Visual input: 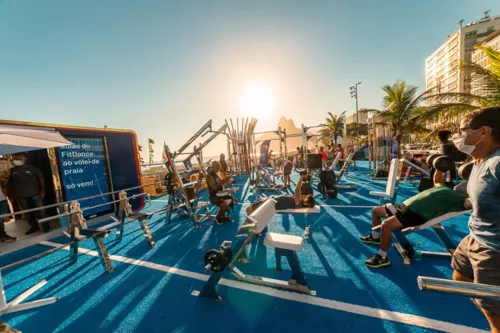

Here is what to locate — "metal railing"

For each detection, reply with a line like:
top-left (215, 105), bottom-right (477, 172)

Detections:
top-left (0, 181), bottom-right (162, 221)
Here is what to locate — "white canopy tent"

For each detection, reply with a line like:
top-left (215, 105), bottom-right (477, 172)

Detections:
top-left (0, 125), bottom-right (72, 155)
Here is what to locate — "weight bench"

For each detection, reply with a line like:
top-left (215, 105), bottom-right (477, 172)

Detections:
top-left (373, 209), bottom-right (471, 266)
top-left (369, 158), bottom-right (399, 205)
top-left (276, 205), bottom-right (321, 214)
top-left (195, 198), bottom-right (313, 301)
top-left (393, 210), bottom-right (471, 266)
top-left (98, 191), bottom-right (156, 248)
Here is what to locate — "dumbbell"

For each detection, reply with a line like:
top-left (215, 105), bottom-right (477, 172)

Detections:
top-left (458, 161), bottom-right (474, 181)
top-left (204, 246), bottom-right (233, 272)
top-left (426, 153), bottom-right (443, 168)
top-left (432, 155), bottom-right (455, 173)
top-left (432, 155), bottom-right (455, 183)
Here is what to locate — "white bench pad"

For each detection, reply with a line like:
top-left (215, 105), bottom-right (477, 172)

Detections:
top-left (276, 205), bottom-right (321, 214)
top-left (405, 210), bottom-right (471, 232)
top-left (369, 191), bottom-right (389, 197)
top-left (264, 232), bottom-right (303, 251)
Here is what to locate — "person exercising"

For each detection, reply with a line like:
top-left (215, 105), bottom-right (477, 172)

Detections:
top-left (360, 169), bottom-right (471, 268)
top-left (206, 161), bottom-right (235, 225)
top-left (246, 174), bottom-right (316, 215)
top-left (274, 157), bottom-right (293, 190)
top-left (450, 107), bottom-right (500, 332)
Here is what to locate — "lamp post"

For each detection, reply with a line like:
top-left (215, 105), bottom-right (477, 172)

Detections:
top-left (350, 82), bottom-right (362, 123)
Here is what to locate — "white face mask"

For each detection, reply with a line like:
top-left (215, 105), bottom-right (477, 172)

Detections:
top-left (452, 129), bottom-right (483, 155)
top-left (12, 160), bottom-right (25, 166)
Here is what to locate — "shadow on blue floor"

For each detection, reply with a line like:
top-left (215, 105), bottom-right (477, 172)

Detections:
top-left (0, 161), bottom-right (488, 332)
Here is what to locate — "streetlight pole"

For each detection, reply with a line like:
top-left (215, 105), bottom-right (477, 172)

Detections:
top-left (350, 82), bottom-right (362, 123)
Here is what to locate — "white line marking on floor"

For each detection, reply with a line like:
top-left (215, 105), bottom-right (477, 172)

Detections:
top-left (321, 205), bottom-right (374, 209)
top-left (40, 241), bottom-right (487, 333)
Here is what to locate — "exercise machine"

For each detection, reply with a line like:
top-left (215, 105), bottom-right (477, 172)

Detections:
top-left (373, 160), bottom-right (473, 266)
top-left (194, 198), bottom-right (313, 301)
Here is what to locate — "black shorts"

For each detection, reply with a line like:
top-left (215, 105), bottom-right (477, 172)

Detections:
top-left (209, 195), bottom-right (233, 207)
top-left (385, 204), bottom-right (426, 228)
top-left (283, 163), bottom-right (293, 175)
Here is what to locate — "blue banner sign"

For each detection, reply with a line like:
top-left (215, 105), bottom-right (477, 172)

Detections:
top-left (260, 140), bottom-right (271, 167)
top-left (58, 137), bottom-right (113, 218)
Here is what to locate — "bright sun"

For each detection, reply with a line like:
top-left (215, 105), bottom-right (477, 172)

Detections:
top-left (238, 83), bottom-right (276, 119)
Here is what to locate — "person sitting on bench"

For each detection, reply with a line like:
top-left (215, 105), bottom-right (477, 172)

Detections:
top-left (206, 161), bottom-right (235, 225)
top-left (360, 170), bottom-right (472, 268)
top-left (246, 174), bottom-right (316, 214)
top-left (274, 157), bottom-right (293, 190)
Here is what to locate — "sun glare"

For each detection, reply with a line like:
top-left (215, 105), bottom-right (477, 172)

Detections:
top-left (238, 83), bottom-right (276, 119)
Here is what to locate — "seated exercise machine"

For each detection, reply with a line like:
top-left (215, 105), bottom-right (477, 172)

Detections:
top-left (98, 191), bottom-right (156, 248)
top-left (195, 198), bottom-right (313, 301)
top-left (373, 160), bottom-right (473, 266)
top-left (250, 165), bottom-right (282, 192)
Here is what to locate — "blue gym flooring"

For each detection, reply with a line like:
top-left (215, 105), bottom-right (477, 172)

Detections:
top-left (0, 161), bottom-right (489, 332)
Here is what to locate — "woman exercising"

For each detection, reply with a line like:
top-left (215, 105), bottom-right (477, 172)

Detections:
top-left (360, 169), bottom-right (471, 268)
top-left (450, 107), bottom-right (500, 333)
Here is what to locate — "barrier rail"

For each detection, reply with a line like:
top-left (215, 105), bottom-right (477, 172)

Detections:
top-left (0, 182), bottom-right (160, 220)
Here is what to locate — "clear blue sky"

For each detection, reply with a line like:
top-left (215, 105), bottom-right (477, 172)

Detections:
top-left (1, 0), bottom-right (499, 158)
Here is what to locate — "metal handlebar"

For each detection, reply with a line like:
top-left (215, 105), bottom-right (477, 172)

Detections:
top-left (418, 276), bottom-right (500, 301)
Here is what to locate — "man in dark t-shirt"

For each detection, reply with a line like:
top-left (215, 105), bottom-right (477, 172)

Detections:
top-left (8, 153), bottom-right (47, 234)
top-left (246, 174), bottom-right (316, 214)
top-left (206, 161), bottom-right (235, 225)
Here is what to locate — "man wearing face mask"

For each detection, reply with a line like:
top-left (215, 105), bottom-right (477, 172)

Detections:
top-left (8, 153), bottom-right (47, 235)
top-left (450, 107), bottom-right (500, 332)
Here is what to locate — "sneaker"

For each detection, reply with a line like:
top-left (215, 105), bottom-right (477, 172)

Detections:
top-left (216, 218), bottom-right (225, 226)
top-left (0, 235), bottom-right (16, 243)
top-left (360, 234), bottom-right (381, 245)
top-left (365, 254), bottom-right (390, 268)
top-left (25, 227), bottom-right (41, 235)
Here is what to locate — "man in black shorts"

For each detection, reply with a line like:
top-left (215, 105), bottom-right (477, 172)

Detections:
top-left (206, 161), bottom-right (235, 225)
top-left (360, 170), bottom-right (471, 268)
top-left (246, 174), bottom-right (315, 215)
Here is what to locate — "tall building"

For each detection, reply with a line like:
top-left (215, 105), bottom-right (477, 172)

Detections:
top-left (471, 29), bottom-right (500, 96)
top-left (425, 13), bottom-right (500, 95)
top-left (345, 110), bottom-right (368, 124)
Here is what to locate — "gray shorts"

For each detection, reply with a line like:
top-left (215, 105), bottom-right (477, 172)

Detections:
top-left (451, 234), bottom-right (500, 315)
top-left (283, 163), bottom-right (293, 175)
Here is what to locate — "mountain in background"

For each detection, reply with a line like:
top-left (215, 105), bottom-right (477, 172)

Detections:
top-left (255, 116), bottom-right (322, 155)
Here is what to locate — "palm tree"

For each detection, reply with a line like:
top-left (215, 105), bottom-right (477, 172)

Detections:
top-left (364, 81), bottom-right (432, 157)
top-left (321, 111), bottom-right (346, 146)
top-left (346, 122), bottom-right (368, 145)
top-left (422, 46), bottom-right (500, 122)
